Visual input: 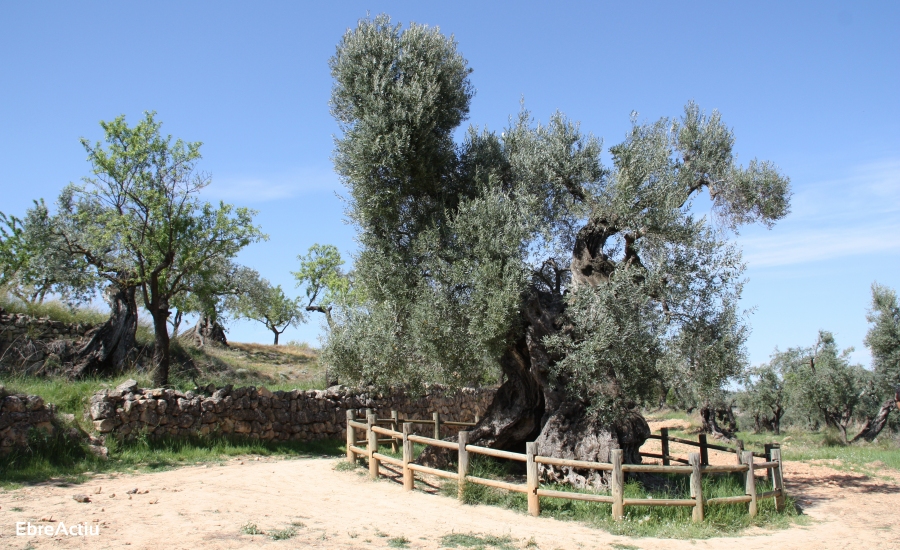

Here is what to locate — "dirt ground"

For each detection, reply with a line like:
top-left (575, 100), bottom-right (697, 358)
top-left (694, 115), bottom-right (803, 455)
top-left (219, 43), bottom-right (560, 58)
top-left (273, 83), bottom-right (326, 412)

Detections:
top-left (2, 441), bottom-right (899, 549)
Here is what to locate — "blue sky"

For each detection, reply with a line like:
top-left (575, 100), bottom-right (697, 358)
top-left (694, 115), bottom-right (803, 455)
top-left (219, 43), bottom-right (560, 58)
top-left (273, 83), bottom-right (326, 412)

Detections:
top-left (1, 1), bottom-right (897, 367)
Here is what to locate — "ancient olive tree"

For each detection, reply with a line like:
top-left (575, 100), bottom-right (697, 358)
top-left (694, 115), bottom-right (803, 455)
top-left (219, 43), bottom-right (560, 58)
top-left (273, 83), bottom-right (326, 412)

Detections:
top-left (321, 15), bottom-right (790, 482)
top-left (853, 283), bottom-right (900, 441)
top-left (172, 260), bottom-right (260, 347)
top-left (54, 112), bottom-right (264, 384)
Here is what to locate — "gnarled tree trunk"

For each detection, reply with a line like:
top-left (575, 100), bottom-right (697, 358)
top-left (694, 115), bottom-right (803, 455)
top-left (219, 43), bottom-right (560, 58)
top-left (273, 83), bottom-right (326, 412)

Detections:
top-left (70, 283), bottom-right (138, 378)
top-left (182, 315), bottom-right (228, 348)
top-left (852, 392), bottom-right (898, 442)
top-left (420, 222), bottom-right (652, 488)
top-left (700, 403), bottom-right (737, 440)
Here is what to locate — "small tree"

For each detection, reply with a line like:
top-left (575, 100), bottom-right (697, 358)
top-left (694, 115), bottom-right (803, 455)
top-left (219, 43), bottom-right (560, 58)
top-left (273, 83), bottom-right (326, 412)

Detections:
top-left (739, 362), bottom-right (786, 434)
top-left (293, 243), bottom-right (358, 328)
top-left (783, 331), bottom-right (872, 444)
top-left (231, 273), bottom-right (304, 345)
top-left (56, 112), bottom-right (264, 385)
top-left (853, 283), bottom-right (900, 441)
top-left (172, 261), bottom-right (259, 346)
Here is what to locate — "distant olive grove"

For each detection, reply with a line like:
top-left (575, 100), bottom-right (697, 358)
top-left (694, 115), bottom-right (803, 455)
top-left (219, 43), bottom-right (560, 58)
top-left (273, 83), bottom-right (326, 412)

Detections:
top-left (737, 283), bottom-right (900, 444)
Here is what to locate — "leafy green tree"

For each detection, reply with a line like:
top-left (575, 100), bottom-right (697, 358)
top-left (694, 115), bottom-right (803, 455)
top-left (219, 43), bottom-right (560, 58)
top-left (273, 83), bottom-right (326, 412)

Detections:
top-left (55, 112), bottom-right (264, 385)
top-left (782, 331), bottom-right (873, 444)
top-left (322, 15), bottom-right (790, 470)
top-left (170, 260), bottom-right (259, 346)
top-left (0, 200), bottom-right (95, 306)
top-left (739, 362), bottom-right (786, 434)
top-left (231, 273), bottom-right (304, 345)
top-left (293, 243), bottom-right (358, 328)
top-left (853, 283), bottom-right (900, 441)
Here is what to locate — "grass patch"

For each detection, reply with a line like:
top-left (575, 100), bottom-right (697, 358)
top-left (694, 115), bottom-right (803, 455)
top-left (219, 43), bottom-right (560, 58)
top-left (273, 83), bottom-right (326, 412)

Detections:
top-left (448, 455), bottom-right (803, 539)
top-left (240, 522), bottom-right (265, 535)
top-left (736, 429), bottom-right (900, 474)
top-left (440, 533), bottom-right (516, 549)
top-left (388, 536), bottom-right (411, 548)
top-left (0, 428), bottom-right (343, 488)
top-left (269, 526), bottom-right (297, 540)
top-left (0, 298), bottom-right (109, 326)
top-left (334, 459), bottom-right (362, 471)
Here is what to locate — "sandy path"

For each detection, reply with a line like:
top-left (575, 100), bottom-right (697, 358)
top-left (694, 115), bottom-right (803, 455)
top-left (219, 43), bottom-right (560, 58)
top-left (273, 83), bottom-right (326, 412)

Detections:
top-left (1, 454), bottom-right (899, 550)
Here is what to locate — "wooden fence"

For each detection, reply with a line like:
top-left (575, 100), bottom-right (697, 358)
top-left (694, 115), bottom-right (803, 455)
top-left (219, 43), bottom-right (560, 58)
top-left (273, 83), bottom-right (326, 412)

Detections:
top-left (345, 410), bottom-right (786, 522)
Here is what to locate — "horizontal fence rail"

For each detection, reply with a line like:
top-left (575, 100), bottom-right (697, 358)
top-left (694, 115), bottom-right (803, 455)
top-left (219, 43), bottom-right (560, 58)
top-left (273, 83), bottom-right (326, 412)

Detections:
top-left (345, 410), bottom-right (786, 522)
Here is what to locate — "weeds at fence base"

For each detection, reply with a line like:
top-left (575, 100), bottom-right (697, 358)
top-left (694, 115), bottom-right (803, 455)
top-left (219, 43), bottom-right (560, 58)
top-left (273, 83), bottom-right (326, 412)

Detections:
top-left (441, 456), bottom-right (804, 539)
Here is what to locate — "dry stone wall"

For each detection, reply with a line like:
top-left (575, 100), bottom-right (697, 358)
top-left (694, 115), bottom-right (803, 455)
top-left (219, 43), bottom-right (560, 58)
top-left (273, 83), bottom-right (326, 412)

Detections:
top-left (0, 385), bottom-right (57, 454)
top-left (90, 380), bottom-right (496, 442)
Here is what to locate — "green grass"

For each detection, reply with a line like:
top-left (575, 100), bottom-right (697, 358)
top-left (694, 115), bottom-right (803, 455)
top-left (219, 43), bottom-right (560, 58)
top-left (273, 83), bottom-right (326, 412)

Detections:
top-left (269, 526), bottom-right (298, 540)
top-left (737, 428), bottom-right (900, 475)
top-left (388, 536), bottom-right (411, 548)
top-left (1, 373), bottom-right (153, 417)
top-left (240, 522), bottom-right (265, 535)
top-left (443, 455), bottom-right (803, 539)
top-left (644, 408), bottom-right (694, 424)
top-left (0, 297), bottom-right (110, 326)
top-left (0, 427), bottom-right (343, 488)
top-left (440, 533), bottom-right (516, 549)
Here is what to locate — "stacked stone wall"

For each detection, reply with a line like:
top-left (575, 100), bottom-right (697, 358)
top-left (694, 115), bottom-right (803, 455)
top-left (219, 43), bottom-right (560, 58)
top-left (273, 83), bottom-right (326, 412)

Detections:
top-left (90, 380), bottom-right (496, 442)
top-left (0, 385), bottom-right (56, 454)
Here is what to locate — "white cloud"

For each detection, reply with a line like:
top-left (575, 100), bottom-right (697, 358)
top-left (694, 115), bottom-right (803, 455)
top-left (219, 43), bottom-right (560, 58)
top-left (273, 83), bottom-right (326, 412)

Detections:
top-left (202, 168), bottom-right (342, 203)
top-left (735, 158), bottom-right (900, 268)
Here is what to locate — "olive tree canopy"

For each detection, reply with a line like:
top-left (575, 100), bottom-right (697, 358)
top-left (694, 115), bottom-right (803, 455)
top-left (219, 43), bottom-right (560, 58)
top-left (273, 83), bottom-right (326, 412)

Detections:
top-left (321, 15), bottom-right (791, 479)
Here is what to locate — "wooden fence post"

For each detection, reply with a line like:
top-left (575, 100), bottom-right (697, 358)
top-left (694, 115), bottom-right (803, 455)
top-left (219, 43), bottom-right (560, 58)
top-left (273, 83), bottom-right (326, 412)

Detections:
top-left (433, 411), bottom-right (441, 440)
top-left (772, 448), bottom-right (785, 512)
top-left (698, 434), bottom-right (709, 466)
top-left (367, 412), bottom-right (379, 480)
top-left (611, 449), bottom-right (624, 521)
top-left (391, 410), bottom-right (400, 453)
top-left (735, 439), bottom-right (744, 465)
top-left (458, 431), bottom-right (469, 501)
top-left (346, 409), bottom-right (356, 462)
top-left (402, 422), bottom-right (414, 491)
top-left (690, 453), bottom-right (704, 522)
top-left (742, 450), bottom-right (757, 517)
top-left (475, 414), bottom-right (480, 423)
top-left (526, 442), bottom-right (540, 517)
top-left (764, 443), bottom-right (773, 484)
top-left (660, 428), bottom-right (670, 466)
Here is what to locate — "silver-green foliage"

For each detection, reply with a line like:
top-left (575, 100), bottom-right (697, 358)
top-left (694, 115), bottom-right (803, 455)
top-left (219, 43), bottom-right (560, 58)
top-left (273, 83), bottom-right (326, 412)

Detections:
top-left (865, 283), bottom-right (900, 396)
top-left (0, 200), bottom-right (95, 306)
top-left (781, 331), bottom-right (875, 443)
top-left (322, 15), bottom-right (790, 411)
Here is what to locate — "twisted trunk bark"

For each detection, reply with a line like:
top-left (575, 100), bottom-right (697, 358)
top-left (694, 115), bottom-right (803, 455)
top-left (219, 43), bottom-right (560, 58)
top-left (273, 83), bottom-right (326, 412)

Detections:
top-left (419, 219), bottom-right (652, 487)
top-left (182, 315), bottom-right (229, 348)
top-left (852, 394), bottom-right (898, 442)
top-left (70, 283), bottom-right (138, 378)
